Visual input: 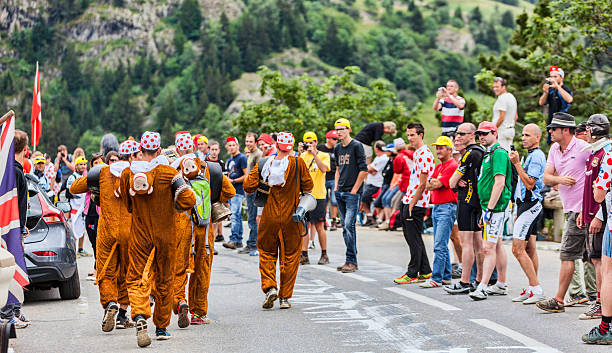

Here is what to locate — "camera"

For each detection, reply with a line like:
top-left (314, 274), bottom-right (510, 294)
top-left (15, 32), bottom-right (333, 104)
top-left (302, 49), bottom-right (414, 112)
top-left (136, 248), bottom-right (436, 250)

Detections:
top-left (61, 152), bottom-right (66, 158)
top-left (545, 78), bottom-right (552, 85)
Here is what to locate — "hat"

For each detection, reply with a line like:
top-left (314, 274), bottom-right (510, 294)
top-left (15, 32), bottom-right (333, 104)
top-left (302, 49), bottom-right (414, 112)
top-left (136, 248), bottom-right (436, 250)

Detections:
top-left (75, 156), bottom-right (88, 165)
top-left (477, 121), bottom-right (498, 133)
top-left (34, 156), bottom-right (45, 164)
top-left (119, 140), bottom-right (141, 155)
top-left (546, 112), bottom-right (576, 129)
top-left (382, 143), bottom-right (397, 153)
top-left (303, 131), bottom-right (317, 142)
top-left (334, 118), bottom-right (351, 130)
top-left (257, 133), bottom-right (273, 145)
top-left (175, 131), bottom-right (194, 151)
top-left (276, 131), bottom-right (294, 152)
top-left (431, 136), bottom-right (454, 149)
top-left (141, 131), bottom-right (161, 150)
top-left (393, 137), bottom-right (405, 148)
top-left (226, 136), bottom-right (239, 145)
top-left (325, 130), bottom-right (338, 139)
top-left (549, 66), bottom-right (565, 78)
top-left (197, 135), bottom-right (208, 144)
top-left (576, 122), bottom-right (587, 133)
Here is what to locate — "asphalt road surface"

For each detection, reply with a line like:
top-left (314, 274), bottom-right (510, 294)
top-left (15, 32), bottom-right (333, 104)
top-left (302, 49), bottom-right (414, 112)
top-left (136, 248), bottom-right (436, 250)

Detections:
top-left (14, 224), bottom-right (608, 352)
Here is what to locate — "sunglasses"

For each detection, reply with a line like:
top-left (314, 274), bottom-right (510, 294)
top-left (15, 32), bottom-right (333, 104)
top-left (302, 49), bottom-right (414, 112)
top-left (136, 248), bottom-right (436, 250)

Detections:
top-left (476, 131), bottom-right (493, 137)
top-left (335, 127), bottom-right (348, 132)
top-left (455, 131), bottom-right (472, 136)
top-left (109, 158), bottom-right (119, 162)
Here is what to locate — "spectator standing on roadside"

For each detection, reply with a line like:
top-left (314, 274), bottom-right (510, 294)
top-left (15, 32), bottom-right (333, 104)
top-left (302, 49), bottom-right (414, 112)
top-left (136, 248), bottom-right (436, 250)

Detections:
top-left (470, 121), bottom-right (512, 301)
top-left (433, 80), bottom-right (466, 137)
top-left (492, 77), bottom-right (518, 151)
top-left (257, 133), bottom-right (276, 157)
top-left (575, 122), bottom-right (588, 141)
top-left (509, 124), bottom-right (547, 304)
top-left (379, 138), bottom-right (411, 230)
top-left (33, 155), bottom-right (51, 192)
top-left (539, 66), bottom-right (573, 145)
top-left (537, 112), bottom-right (591, 313)
top-left (206, 140), bottom-right (227, 243)
top-left (354, 121), bottom-right (397, 163)
top-left (238, 133), bottom-right (263, 255)
top-left (333, 118), bottom-right (368, 273)
top-left (420, 136), bottom-right (458, 288)
top-left (360, 141), bottom-right (389, 226)
top-left (318, 130), bottom-right (339, 231)
top-left (223, 137), bottom-right (248, 249)
top-left (373, 144), bottom-right (397, 226)
top-left (195, 135), bottom-right (209, 159)
top-left (394, 122), bottom-right (435, 284)
top-left (55, 144), bottom-right (74, 187)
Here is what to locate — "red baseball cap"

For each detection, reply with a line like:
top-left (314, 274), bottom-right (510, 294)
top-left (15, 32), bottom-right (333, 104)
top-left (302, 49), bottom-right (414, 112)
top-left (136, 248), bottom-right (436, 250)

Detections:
top-left (226, 136), bottom-right (239, 144)
top-left (325, 130), bottom-right (338, 139)
top-left (257, 133), bottom-right (273, 145)
top-left (477, 121), bottom-right (497, 133)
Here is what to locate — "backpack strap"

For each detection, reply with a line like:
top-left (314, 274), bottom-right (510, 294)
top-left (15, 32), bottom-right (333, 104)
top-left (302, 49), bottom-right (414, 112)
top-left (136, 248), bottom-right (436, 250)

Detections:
top-left (487, 145), bottom-right (512, 192)
top-left (207, 161), bottom-right (223, 203)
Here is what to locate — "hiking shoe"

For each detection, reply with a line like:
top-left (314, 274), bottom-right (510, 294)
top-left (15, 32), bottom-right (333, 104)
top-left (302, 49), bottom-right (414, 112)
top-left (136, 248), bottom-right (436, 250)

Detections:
top-left (582, 326), bottom-right (612, 344)
top-left (337, 263), bottom-right (348, 271)
top-left (222, 241), bottom-right (237, 249)
top-left (394, 274), bottom-right (419, 284)
top-left (102, 301), bottom-right (119, 332)
top-left (340, 263), bottom-right (358, 273)
top-left (444, 282), bottom-right (470, 295)
top-left (279, 298), bottom-right (291, 309)
top-left (417, 273), bottom-right (432, 282)
top-left (116, 315), bottom-right (134, 329)
top-left (308, 241), bottom-right (315, 249)
top-left (262, 288), bottom-right (278, 309)
top-left (419, 279), bottom-right (441, 288)
top-left (215, 235), bottom-right (224, 242)
top-left (177, 300), bottom-right (190, 328)
top-left (238, 246), bottom-right (256, 254)
top-left (155, 327), bottom-right (171, 340)
top-left (579, 302), bottom-right (602, 320)
top-left (7, 317), bottom-right (28, 329)
top-left (523, 292), bottom-right (545, 305)
top-left (300, 253), bottom-right (310, 265)
top-left (469, 287), bottom-right (488, 301)
top-left (485, 283), bottom-right (507, 296)
top-left (566, 293), bottom-right (589, 307)
top-left (135, 317), bottom-right (151, 348)
top-left (318, 253), bottom-right (329, 265)
top-left (190, 314), bottom-right (211, 325)
top-left (512, 288), bottom-right (530, 302)
top-left (249, 249), bottom-right (259, 256)
top-left (536, 297), bottom-right (565, 313)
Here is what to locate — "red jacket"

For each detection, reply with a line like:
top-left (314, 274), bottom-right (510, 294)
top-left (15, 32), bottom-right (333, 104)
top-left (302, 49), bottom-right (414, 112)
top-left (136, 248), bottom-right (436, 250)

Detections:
top-left (394, 149), bottom-right (414, 192)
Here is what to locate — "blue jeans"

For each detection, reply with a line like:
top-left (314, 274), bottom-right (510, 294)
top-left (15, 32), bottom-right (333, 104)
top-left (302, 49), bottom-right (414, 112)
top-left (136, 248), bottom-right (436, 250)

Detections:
top-left (229, 193), bottom-right (245, 244)
top-left (245, 193), bottom-right (258, 248)
top-left (335, 191), bottom-right (361, 264)
top-left (325, 179), bottom-right (337, 206)
top-left (381, 185), bottom-right (398, 208)
top-left (431, 203), bottom-right (457, 283)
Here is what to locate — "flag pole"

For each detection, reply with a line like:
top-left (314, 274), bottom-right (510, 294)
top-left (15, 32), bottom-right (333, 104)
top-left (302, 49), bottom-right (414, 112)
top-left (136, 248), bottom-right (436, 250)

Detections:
top-left (0, 110), bottom-right (15, 126)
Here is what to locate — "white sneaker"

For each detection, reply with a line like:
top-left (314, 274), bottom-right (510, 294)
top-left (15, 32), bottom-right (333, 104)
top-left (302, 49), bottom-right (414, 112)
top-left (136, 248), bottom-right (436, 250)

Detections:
top-left (469, 287), bottom-right (488, 301)
top-left (512, 288), bottom-right (530, 302)
top-left (523, 292), bottom-right (545, 305)
top-left (486, 283), bottom-right (508, 296)
top-left (419, 279), bottom-right (441, 288)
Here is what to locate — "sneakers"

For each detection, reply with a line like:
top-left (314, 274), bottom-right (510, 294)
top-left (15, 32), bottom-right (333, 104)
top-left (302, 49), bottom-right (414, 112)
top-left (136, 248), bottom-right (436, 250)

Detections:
top-left (135, 316), bottom-right (151, 348)
top-left (451, 263), bottom-right (462, 279)
top-left (238, 246), bottom-right (256, 254)
top-left (378, 220), bottom-right (389, 230)
top-left (78, 249), bottom-right (92, 257)
top-left (469, 281), bottom-right (479, 292)
top-left (394, 274), bottom-right (419, 284)
top-left (523, 292), bottom-right (545, 305)
top-left (300, 253), bottom-right (310, 265)
top-left (340, 263), bottom-right (358, 273)
top-left (579, 302), bottom-right (602, 320)
top-left (469, 287), bottom-right (488, 301)
top-left (7, 316), bottom-right (28, 329)
top-left (485, 283), bottom-right (507, 296)
top-left (155, 327), bottom-right (171, 340)
top-left (536, 297), bottom-right (565, 313)
top-left (417, 273), bottom-right (432, 282)
top-left (444, 282), bottom-right (470, 295)
top-left (308, 240), bottom-right (315, 249)
top-left (249, 249), bottom-right (259, 256)
top-left (329, 221), bottom-right (337, 231)
top-left (17, 313), bottom-right (29, 324)
top-left (116, 315), bottom-right (134, 329)
top-left (582, 326), bottom-right (612, 345)
top-left (318, 253), bottom-right (329, 265)
top-left (279, 298), bottom-right (291, 309)
top-left (419, 279), bottom-right (440, 288)
top-left (262, 288), bottom-right (278, 309)
top-left (337, 263), bottom-right (348, 271)
top-left (215, 235), bottom-right (224, 242)
top-left (222, 241), bottom-right (241, 249)
top-left (177, 300), bottom-right (190, 328)
top-left (512, 288), bottom-right (530, 302)
top-left (566, 293), bottom-right (589, 307)
top-left (102, 301), bottom-right (119, 332)
top-left (190, 314), bottom-right (211, 325)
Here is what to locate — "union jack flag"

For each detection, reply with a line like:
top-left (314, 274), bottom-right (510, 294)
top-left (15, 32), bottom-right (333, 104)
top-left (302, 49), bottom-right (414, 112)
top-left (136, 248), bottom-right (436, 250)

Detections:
top-left (0, 114), bottom-right (29, 305)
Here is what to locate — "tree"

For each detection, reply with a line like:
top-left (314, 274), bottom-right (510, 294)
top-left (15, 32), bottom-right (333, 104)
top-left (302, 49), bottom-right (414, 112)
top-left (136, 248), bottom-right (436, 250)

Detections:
top-left (106, 76), bottom-right (140, 136)
top-left (485, 22), bottom-right (500, 51)
top-left (454, 6), bottom-right (463, 21)
top-left (469, 6), bottom-right (482, 23)
top-left (501, 10), bottom-right (515, 28)
top-left (61, 44), bottom-right (82, 92)
top-left (156, 94), bottom-right (179, 145)
top-left (178, 0), bottom-right (202, 40)
top-left (173, 27), bottom-right (186, 55)
top-left (410, 7), bottom-right (425, 32)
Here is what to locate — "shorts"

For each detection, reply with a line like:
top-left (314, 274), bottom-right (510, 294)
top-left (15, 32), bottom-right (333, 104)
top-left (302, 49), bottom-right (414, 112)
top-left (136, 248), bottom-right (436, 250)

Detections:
top-left (457, 201), bottom-right (482, 232)
top-left (360, 142), bottom-right (373, 159)
top-left (307, 199), bottom-right (327, 224)
top-left (586, 228), bottom-right (604, 259)
top-left (483, 211), bottom-right (506, 243)
top-left (497, 127), bottom-right (515, 152)
top-left (325, 179), bottom-right (337, 206)
top-left (373, 184), bottom-right (390, 209)
top-left (513, 199), bottom-right (542, 241)
top-left (361, 183), bottom-right (380, 206)
top-left (391, 191), bottom-right (403, 210)
top-left (560, 211), bottom-right (587, 261)
top-left (602, 223), bottom-right (611, 258)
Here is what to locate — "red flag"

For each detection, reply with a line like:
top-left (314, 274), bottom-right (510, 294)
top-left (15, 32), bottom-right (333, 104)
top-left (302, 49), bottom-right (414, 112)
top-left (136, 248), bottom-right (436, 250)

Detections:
top-left (31, 61), bottom-right (41, 150)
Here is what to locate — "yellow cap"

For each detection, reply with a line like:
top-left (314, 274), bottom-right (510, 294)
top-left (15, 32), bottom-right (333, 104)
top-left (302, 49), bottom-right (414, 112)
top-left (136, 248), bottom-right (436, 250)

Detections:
top-left (334, 118), bottom-right (351, 130)
top-left (198, 136), bottom-right (208, 144)
top-left (431, 136), bottom-right (454, 149)
top-left (75, 156), bottom-right (88, 165)
top-left (303, 131), bottom-right (317, 142)
top-left (34, 156), bottom-right (45, 164)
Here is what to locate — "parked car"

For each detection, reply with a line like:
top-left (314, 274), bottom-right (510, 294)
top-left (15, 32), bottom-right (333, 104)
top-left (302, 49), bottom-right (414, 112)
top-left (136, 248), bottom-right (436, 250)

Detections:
top-left (24, 174), bottom-right (80, 300)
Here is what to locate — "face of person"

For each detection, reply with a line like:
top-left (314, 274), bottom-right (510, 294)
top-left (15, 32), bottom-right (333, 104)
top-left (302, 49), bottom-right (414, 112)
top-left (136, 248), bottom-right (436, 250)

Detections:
top-left (92, 158), bottom-right (103, 166)
top-left (492, 81), bottom-right (505, 96)
top-left (406, 128), bottom-right (423, 149)
top-left (245, 136), bottom-right (257, 151)
top-left (226, 141), bottom-right (238, 155)
top-left (335, 125), bottom-right (350, 140)
top-left (549, 72), bottom-right (562, 84)
top-left (549, 127), bottom-right (564, 143)
top-left (446, 81), bottom-right (458, 95)
top-left (35, 162), bottom-right (45, 172)
top-left (257, 140), bottom-right (269, 153)
top-left (454, 127), bottom-right (474, 151)
top-left (197, 140), bottom-right (208, 153)
top-left (521, 128), bottom-right (539, 149)
top-left (477, 130), bottom-right (497, 147)
top-left (327, 137), bottom-right (338, 147)
top-left (435, 145), bottom-right (451, 161)
top-left (75, 162), bottom-right (87, 174)
top-left (107, 155), bottom-right (119, 165)
top-left (582, 128), bottom-right (591, 142)
top-left (209, 144), bottom-right (220, 158)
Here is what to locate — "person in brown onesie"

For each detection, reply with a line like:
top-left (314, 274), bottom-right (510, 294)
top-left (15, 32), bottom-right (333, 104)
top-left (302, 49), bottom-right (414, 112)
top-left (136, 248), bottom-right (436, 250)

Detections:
top-left (244, 131), bottom-right (313, 309)
top-left (120, 131), bottom-right (196, 348)
top-left (69, 139), bottom-right (142, 332)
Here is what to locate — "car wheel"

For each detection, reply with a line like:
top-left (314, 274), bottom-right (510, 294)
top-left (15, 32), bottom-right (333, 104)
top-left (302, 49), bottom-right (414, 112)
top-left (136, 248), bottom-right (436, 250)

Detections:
top-left (59, 266), bottom-right (81, 300)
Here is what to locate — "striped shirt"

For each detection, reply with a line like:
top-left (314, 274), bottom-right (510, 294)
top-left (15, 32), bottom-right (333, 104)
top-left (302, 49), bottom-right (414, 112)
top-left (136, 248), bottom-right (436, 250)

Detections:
top-left (439, 96), bottom-right (465, 134)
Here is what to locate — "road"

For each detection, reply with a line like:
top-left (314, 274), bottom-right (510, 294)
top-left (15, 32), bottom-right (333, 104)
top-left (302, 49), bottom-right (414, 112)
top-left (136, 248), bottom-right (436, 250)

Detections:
top-left (14, 224), bottom-right (607, 352)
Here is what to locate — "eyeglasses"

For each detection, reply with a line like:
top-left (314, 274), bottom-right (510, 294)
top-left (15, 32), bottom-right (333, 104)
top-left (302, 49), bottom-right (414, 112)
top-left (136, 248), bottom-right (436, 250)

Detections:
top-left (455, 131), bottom-right (473, 136)
top-left (476, 131), bottom-right (493, 137)
top-left (109, 158), bottom-right (119, 162)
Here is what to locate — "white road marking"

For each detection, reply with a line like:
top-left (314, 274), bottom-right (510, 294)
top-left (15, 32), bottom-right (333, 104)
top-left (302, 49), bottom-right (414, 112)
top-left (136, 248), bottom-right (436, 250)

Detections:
top-left (384, 287), bottom-right (462, 311)
top-left (309, 264), bottom-right (377, 282)
top-left (471, 319), bottom-right (561, 353)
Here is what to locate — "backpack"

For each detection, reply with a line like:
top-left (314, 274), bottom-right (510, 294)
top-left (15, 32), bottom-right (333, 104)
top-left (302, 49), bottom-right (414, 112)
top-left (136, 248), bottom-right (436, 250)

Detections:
top-left (489, 145), bottom-right (518, 198)
top-left (190, 164), bottom-right (211, 227)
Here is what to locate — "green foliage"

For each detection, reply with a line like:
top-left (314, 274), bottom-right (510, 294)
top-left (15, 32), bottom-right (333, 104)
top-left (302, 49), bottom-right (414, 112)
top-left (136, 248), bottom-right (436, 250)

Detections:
top-left (501, 10), bottom-right (515, 28)
top-left (178, 0), bottom-right (202, 40)
top-left (470, 6), bottom-right (482, 23)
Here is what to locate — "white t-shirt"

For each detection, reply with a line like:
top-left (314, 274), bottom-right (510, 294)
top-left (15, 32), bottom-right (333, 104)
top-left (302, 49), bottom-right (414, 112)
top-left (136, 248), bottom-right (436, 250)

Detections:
top-left (365, 154), bottom-right (389, 187)
top-left (402, 145), bottom-right (435, 207)
top-left (492, 92), bottom-right (517, 130)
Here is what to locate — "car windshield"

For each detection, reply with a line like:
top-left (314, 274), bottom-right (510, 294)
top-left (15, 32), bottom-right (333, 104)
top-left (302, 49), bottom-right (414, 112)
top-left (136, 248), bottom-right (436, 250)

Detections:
top-left (27, 180), bottom-right (43, 219)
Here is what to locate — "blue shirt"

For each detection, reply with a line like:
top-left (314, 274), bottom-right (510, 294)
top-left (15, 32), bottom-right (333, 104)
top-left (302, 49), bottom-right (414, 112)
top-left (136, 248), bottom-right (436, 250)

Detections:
top-left (226, 153), bottom-right (248, 195)
top-left (515, 148), bottom-right (546, 202)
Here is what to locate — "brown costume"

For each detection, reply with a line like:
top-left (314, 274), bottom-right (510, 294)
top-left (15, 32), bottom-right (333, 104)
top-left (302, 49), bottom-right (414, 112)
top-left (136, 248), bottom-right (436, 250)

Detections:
top-left (173, 159), bottom-right (235, 316)
top-left (243, 156), bottom-right (313, 299)
top-left (69, 166), bottom-right (130, 308)
top-left (120, 164), bottom-right (196, 328)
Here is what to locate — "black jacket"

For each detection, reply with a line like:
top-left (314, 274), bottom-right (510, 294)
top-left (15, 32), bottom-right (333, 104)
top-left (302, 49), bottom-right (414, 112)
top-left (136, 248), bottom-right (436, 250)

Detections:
top-left (15, 161), bottom-right (27, 234)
